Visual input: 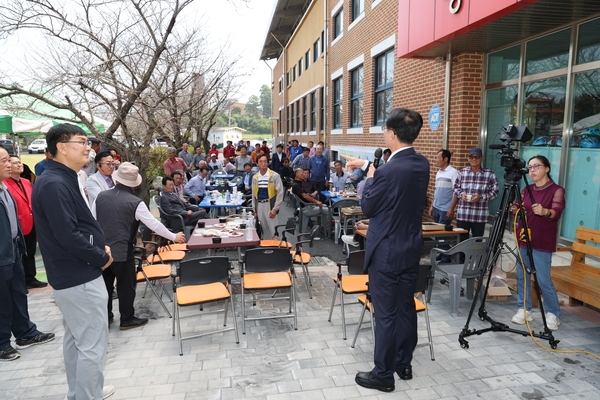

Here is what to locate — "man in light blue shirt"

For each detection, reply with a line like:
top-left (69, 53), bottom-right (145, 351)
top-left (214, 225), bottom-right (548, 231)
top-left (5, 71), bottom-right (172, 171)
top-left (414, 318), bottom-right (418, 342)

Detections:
top-left (308, 144), bottom-right (330, 192)
top-left (184, 167), bottom-right (209, 203)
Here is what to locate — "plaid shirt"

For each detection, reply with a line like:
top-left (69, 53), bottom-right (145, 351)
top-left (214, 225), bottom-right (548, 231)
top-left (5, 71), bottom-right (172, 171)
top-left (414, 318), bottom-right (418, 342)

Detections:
top-left (454, 166), bottom-right (499, 223)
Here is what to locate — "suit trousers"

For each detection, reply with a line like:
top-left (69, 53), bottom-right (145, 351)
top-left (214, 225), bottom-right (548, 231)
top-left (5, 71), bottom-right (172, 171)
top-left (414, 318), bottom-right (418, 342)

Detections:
top-left (102, 260), bottom-right (137, 323)
top-left (54, 275), bottom-right (108, 400)
top-left (368, 240), bottom-right (418, 385)
top-left (23, 228), bottom-right (38, 283)
top-left (256, 202), bottom-right (278, 239)
top-left (0, 242), bottom-right (39, 349)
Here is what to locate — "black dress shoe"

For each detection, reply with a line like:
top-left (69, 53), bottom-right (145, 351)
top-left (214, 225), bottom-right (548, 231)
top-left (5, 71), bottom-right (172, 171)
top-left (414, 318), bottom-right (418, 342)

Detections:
top-left (395, 365), bottom-right (412, 380)
top-left (355, 371), bottom-right (394, 392)
top-left (119, 316), bottom-right (148, 331)
top-left (26, 279), bottom-right (48, 289)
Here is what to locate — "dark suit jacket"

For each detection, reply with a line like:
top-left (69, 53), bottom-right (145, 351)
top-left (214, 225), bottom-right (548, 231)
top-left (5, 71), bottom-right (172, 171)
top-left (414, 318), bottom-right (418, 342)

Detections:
top-left (270, 152), bottom-right (285, 173)
top-left (237, 171), bottom-right (255, 194)
top-left (361, 147), bottom-right (430, 272)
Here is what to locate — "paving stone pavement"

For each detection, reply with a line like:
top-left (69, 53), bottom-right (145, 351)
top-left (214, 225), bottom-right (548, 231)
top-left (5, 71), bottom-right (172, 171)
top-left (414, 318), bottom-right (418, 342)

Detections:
top-left (2, 261), bottom-right (600, 400)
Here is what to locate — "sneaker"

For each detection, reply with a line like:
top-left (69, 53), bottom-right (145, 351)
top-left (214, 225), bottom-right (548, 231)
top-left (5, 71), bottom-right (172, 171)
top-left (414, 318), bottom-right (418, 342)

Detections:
top-left (546, 313), bottom-right (560, 331)
top-left (0, 345), bottom-right (20, 361)
top-left (15, 332), bottom-right (56, 349)
top-left (103, 385), bottom-right (115, 399)
top-left (511, 308), bottom-right (533, 325)
top-left (341, 235), bottom-right (359, 247)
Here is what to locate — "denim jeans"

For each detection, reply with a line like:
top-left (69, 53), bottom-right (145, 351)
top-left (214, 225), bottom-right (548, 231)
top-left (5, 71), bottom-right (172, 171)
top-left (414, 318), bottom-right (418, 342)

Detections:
top-left (515, 248), bottom-right (561, 317)
top-left (432, 207), bottom-right (451, 262)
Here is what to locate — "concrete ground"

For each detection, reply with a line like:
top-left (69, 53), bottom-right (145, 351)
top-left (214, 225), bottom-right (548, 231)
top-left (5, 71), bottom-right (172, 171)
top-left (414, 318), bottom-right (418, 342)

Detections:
top-left (2, 200), bottom-right (600, 399)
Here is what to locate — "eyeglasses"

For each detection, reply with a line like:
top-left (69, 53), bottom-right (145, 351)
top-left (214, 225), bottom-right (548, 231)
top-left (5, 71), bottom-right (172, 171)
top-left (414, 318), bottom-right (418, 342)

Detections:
top-left (527, 164), bottom-right (543, 171)
top-left (381, 126), bottom-right (388, 132)
top-left (98, 162), bottom-right (116, 167)
top-left (468, 155), bottom-right (481, 159)
top-left (61, 140), bottom-right (88, 146)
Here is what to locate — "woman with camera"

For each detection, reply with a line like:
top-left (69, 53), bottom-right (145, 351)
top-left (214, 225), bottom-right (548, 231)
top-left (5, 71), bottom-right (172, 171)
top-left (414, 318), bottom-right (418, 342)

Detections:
top-left (511, 155), bottom-right (565, 331)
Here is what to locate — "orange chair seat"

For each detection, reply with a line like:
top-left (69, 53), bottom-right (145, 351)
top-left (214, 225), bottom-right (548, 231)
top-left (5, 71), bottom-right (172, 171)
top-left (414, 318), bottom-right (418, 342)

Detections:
top-left (147, 250), bottom-right (186, 263)
top-left (341, 275), bottom-right (369, 294)
top-left (414, 297), bottom-right (426, 312)
top-left (136, 264), bottom-right (172, 281)
top-left (243, 271), bottom-right (292, 290)
top-left (177, 282), bottom-right (230, 305)
top-left (357, 295), bottom-right (372, 311)
top-left (357, 295), bottom-right (425, 312)
top-left (291, 251), bottom-right (310, 264)
top-left (159, 244), bottom-right (189, 252)
top-left (260, 240), bottom-right (292, 249)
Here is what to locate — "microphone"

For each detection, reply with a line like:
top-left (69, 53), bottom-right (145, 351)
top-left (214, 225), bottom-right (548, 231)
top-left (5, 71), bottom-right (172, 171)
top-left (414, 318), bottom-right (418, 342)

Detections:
top-left (488, 144), bottom-right (505, 149)
top-left (373, 148), bottom-right (383, 169)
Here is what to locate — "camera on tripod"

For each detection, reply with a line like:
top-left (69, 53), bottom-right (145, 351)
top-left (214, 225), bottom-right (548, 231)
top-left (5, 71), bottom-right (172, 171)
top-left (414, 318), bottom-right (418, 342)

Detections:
top-left (489, 125), bottom-right (533, 179)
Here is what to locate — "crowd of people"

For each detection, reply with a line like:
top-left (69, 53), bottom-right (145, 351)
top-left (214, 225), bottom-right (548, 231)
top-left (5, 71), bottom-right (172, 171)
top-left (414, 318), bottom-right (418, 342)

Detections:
top-left (0, 119), bottom-right (567, 398)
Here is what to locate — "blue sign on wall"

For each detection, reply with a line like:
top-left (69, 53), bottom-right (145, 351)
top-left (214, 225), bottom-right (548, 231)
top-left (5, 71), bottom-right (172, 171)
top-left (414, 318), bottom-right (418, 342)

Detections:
top-left (429, 104), bottom-right (441, 131)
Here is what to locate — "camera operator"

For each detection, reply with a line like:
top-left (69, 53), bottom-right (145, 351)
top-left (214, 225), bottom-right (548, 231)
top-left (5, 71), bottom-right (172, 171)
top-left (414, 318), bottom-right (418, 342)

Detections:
top-left (509, 155), bottom-right (565, 331)
top-left (453, 148), bottom-right (499, 241)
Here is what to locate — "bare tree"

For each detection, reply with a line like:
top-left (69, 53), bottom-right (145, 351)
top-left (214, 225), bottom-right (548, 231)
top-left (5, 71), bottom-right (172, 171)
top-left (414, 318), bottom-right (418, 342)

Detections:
top-left (0, 0), bottom-right (245, 202)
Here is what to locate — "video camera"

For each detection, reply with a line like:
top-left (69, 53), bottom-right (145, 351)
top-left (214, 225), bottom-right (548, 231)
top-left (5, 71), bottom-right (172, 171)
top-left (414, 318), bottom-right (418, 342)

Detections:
top-left (489, 125), bottom-right (532, 180)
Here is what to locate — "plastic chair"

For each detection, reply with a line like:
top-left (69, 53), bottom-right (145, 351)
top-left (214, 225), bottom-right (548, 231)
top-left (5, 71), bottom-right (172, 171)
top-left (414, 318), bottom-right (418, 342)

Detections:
top-left (327, 250), bottom-right (368, 340)
top-left (172, 257), bottom-right (239, 355)
top-left (138, 224), bottom-right (188, 253)
top-left (329, 199), bottom-right (359, 244)
top-left (139, 225), bottom-right (186, 265)
top-left (241, 248), bottom-right (296, 334)
top-left (259, 217), bottom-right (295, 249)
top-left (152, 194), bottom-right (194, 239)
top-left (350, 264), bottom-right (435, 361)
top-left (429, 237), bottom-right (488, 315)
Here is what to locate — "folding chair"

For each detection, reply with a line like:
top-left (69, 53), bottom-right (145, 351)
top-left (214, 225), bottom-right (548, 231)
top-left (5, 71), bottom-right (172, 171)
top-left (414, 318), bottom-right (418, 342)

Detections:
top-left (329, 199), bottom-right (359, 243)
top-left (153, 194), bottom-right (194, 240)
top-left (241, 248), bottom-right (296, 334)
top-left (291, 225), bottom-right (320, 299)
top-left (138, 224), bottom-right (189, 253)
top-left (172, 257), bottom-right (239, 355)
top-left (327, 250), bottom-right (368, 340)
top-left (350, 264), bottom-right (436, 362)
top-left (134, 256), bottom-right (172, 318)
top-left (259, 217), bottom-right (295, 248)
top-left (139, 225), bottom-right (187, 265)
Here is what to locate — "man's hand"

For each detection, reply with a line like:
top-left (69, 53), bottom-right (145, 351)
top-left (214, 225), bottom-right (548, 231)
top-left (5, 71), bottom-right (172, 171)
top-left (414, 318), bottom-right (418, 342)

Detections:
top-left (269, 209), bottom-right (277, 219)
top-left (187, 210), bottom-right (193, 216)
top-left (428, 204), bottom-right (433, 217)
top-left (174, 232), bottom-right (186, 243)
top-left (341, 154), bottom-right (365, 170)
top-left (446, 209), bottom-right (455, 220)
top-left (101, 246), bottom-right (113, 271)
top-left (366, 164), bottom-right (375, 178)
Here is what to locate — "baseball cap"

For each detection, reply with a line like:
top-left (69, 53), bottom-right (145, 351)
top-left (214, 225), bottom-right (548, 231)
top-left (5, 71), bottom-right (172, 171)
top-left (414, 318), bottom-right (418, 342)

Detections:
top-left (468, 148), bottom-right (482, 157)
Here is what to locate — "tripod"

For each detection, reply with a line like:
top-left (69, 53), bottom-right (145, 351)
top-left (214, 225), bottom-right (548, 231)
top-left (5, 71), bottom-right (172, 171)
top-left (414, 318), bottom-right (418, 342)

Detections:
top-left (457, 168), bottom-right (560, 350)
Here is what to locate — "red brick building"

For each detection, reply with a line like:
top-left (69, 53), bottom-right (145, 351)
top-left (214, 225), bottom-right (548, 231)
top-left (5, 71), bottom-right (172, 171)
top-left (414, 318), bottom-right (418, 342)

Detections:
top-left (261, 0), bottom-right (600, 241)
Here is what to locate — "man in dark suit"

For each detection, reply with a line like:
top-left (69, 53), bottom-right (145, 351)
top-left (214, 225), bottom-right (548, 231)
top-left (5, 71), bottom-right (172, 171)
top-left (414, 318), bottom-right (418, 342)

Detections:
top-left (159, 176), bottom-right (207, 230)
top-left (344, 108), bottom-right (429, 393)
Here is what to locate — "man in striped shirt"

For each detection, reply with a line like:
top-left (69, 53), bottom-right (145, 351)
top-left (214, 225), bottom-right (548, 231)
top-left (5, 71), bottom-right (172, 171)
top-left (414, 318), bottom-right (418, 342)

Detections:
top-left (252, 154), bottom-right (284, 239)
top-left (453, 148), bottom-right (499, 241)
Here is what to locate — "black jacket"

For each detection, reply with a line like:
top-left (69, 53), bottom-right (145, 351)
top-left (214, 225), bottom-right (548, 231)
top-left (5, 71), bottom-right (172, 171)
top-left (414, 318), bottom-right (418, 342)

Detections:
top-left (33, 160), bottom-right (110, 290)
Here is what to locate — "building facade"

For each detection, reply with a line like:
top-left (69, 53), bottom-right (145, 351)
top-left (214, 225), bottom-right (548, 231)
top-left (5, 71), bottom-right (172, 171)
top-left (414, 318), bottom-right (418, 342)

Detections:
top-left (261, 0), bottom-right (600, 242)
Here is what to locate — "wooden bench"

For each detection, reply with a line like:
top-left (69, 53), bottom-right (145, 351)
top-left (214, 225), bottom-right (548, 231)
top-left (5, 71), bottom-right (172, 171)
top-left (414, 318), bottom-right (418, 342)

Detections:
top-left (531, 226), bottom-right (600, 309)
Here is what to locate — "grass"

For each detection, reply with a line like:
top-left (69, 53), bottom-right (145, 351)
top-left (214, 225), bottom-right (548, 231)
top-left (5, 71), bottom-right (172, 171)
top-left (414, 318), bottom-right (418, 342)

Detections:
top-left (20, 153), bottom-right (45, 169)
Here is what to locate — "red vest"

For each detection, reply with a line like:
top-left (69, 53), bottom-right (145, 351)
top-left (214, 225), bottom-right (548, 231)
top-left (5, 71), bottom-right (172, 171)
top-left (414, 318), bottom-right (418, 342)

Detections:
top-left (4, 177), bottom-right (34, 235)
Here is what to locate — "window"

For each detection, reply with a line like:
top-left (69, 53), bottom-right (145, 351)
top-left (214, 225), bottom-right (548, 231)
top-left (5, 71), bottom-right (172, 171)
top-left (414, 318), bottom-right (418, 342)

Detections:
top-left (487, 45), bottom-right (520, 84)
top-left (278, 78), bottom-right (283, 93)
top-left (293, 66), bottom-right (297, 81)
top-left (287, 106), bottom-right (290, 133)
top-left (320, 87), bottom-right (325, 130)
top-left (526, 29), bottom-right (570, 75)
top-left (350, 66), bottom-right (364, 127)
top-left (313, 38), bottom-right (320, 62)
top-left (298, 59), bottom-right (303, 76)
top-left (296, 100), bottom-right (300, 132)
top-left (333, 10), bottom-right (343, 40)
top-left (310, 91), bottom-right (317, 131)
top-left (577, 17), bottom-right (600, 64)
top-left (321, 31), bottom-right (325, 53)
top-left (333, 77), bottom-right (343, 129)
top-left (290, 104), bottom-right (294, 132)
top-left (302, 96), bottom-right (307, 131)
top-left (279, 109), bottom-right (282, 133)
top-left (305, 50), bottom-right (310, 70)
top-left (351, 0), bottom-right (364, 22)
top-left (374, 49), bottom-right (394, 125)
top-left (286, 71), bottom-right (290, 87)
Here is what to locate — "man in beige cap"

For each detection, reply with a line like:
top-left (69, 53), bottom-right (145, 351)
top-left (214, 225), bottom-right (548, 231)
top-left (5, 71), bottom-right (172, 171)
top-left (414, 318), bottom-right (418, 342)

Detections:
top-left (93, 162), bottom-right (185, 330)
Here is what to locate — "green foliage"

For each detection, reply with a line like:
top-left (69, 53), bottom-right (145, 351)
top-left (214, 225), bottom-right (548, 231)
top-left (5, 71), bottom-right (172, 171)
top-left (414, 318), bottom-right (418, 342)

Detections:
top-left (260, 84), bottom-right (272, 118)
top-left (146, 146), bottom-right (168, 187)
top-left (245, 95), bottom-right (260, 117)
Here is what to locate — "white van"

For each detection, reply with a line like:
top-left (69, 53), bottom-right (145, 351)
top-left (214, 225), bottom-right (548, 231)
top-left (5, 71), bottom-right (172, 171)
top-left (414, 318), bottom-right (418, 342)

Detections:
top-left (28, 138), bottom-right (47, 154)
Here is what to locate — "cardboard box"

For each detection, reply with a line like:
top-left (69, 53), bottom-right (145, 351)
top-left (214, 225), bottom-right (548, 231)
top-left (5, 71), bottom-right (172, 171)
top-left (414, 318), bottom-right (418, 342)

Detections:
top-left (486, 285), bottom-right (512, 301)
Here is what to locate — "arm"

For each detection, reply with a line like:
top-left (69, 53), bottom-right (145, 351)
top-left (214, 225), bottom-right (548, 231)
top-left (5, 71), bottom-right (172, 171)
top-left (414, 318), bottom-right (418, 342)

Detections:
top-left (360, 169), bottom-right (389, 218)
top-left (135, 202), bottom-right (177, 241)
top-left (485, 171), bottom-right (499, 201)
top-left (270, 173), bottom-right (284, 217)
top-left (85, 176), bottom-right (102, 205)
top-left (160, 195), bottom-right (187, 217)
top-left (447, 195), bottom-right (459, 219)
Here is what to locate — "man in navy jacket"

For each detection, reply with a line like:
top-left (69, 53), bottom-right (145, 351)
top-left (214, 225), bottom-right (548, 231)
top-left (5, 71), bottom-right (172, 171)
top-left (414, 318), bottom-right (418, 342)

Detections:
top-left (33, 124), bottom-right (115, 400)
top-left (344, 108), bottom-right (430, 393)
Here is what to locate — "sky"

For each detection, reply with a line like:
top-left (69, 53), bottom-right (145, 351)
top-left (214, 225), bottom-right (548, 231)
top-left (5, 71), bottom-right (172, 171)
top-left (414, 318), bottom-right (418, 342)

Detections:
top-left (0, 0), bottom-right (276, 103)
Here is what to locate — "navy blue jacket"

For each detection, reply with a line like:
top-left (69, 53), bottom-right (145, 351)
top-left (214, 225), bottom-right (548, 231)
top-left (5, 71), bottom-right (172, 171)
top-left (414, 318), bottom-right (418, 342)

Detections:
top-left (361, 148), bottom-right (430, 272)
top-left (32, 160), bottom-right (110, 290)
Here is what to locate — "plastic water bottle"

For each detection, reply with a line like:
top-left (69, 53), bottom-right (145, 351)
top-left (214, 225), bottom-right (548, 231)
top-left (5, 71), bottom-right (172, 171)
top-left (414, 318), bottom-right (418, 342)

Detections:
top-left (242, 209), bottom-right (247, 221)
top-left (245, 224), bottom-right (253, 241)
top-left (248, 211), bottom-right (254, 228)
top-left (226, 191), bottom-right (231, 203)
